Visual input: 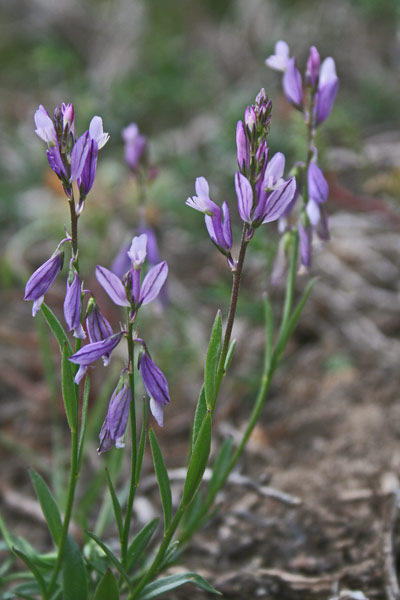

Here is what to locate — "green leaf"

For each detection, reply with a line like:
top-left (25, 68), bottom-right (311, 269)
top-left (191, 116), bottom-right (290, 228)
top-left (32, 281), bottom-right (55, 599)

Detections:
top-left (94, 568), bottom-right (120, 600)
top-left (149, 429), bottom-right (172, 531)
top-left (77, 375), bottom-right (91, 470)
top-left (206, 437), bottom-right (233, 501)
top-left (223, 339), bottom-right (236, 374)
top-left (135, 399), bottom-right (147, 486)
top-left (273, 277), bottom-right (317, 370)
top-left (104, 469), bottom-right (123, 543)
top-left (85, 531), bottom-right (132, 592)
top-left (181, 490), bottom-right (203, 533)
top-left (191, 385), bottom-right (207, 451)
top-left (159, 540), bottom-right (181, 569)
top-left (182, 412), bottom-right (211, 507)
top-left (62, 343), bottom-right (78, 432)
top-left (29, 470), bottom-right (62, 547)
top-left (137, 572), bottom-right (221, 599)
top-left (62, 535), bottom-right (88, 600)
top-left (204, 311), bottom-right (222, 410)
top-left (12, 548), bottom-right (47, 599)
top-left (41, 303), bottom-right (73, 355)
top-left (126, 518), bottom-right (159, 572)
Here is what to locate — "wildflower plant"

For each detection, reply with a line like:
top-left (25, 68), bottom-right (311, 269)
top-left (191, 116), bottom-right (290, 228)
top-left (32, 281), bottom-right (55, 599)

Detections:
top-left (1, 40), bottom-right (338, 599)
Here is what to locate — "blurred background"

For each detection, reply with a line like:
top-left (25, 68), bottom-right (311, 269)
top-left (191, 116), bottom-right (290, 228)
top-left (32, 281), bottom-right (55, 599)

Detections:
top-left (1, 0), bottom-right (400, 597)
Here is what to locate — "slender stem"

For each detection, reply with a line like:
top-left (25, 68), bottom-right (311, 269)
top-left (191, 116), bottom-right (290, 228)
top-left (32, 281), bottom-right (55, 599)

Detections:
top-left (46, 427), bottom-right (79, 599)
top-left (214, 223), bottom-right (249, 398)
top-left (68, 196), bottom-right (79, 261)
top-left (121, 322), bottom-right (137, 566)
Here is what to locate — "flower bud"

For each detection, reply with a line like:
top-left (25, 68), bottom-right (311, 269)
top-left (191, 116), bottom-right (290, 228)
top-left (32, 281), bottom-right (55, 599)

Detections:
top-left (24, 250), bottom-right (64, 316)
top-left (236, 120), bottom-right (250, 173)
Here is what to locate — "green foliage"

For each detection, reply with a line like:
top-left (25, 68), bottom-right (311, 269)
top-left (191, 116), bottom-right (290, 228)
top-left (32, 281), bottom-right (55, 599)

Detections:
top-left (29, 470), bottom-right (62, 547)
top-left (149, 429), bottom-right (172, 532)
top-left (183, 413), bottom-right (212, 507)
top-left (204, 310), bottom-right (222, 410)
top-left (93, 569), bottom-right (120, 600)
top-left (62, 535), bottom-right (88, 600)
top-left (137, 571), bottom-right (221, 599)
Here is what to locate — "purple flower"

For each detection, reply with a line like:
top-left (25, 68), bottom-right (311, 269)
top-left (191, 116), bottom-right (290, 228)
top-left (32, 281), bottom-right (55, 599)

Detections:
top-left (283, 57), bottom-right (303, 109)
top-left (314, 57), bottom-right (338, 126)
top-left (186, 177), bottom-right (220, 216)
top-left (69, 332), bottom-right (124, 384)
top-left (24, 249), bottom-right (64, 316)
top-left (86, 300), bottom-right (114, 365)
top-left (305, 46), bottom-right (321, 87)
top-left (70, 131), bottom-right (91, 183)
top-left (236, 121), bottom-right (250, 172)
top-left (236, 169), bottom-right (297, 228)
top-left (34, 105), bottom-right (57, 146)
top-left (96, 266), bottom-right (130, 307)
top-left (64, 270), bottom-right (85, 339)
top-left (89, 116), bottom-right (110, 150)
top-left (308, 161), bottom-right (328, 205)
top-left (265, 40), bottom-right (290, 72)
top-left (61, 103), bottom-right (75, 135)
top-left (138, 352), bottom-right (170, 427)
top-left (205, 202), bottom-right (232, 256)
top-left (298, 222), bottom-right (312, 268)
top-left (235, 172), bottom-right (253, 224)
top-left (79, 138), bottom-right (98, 199)
top-left (111, 242), bottom-right (131, 278)
top-left (122, 123), bottom-right (147, 171)
top-left (138, 226), bottom-right (161, 265)
top-left (96, 235), bottom-right (168, 310)
top-left (98, 380), bottom-right (131, 453)
top-left (128, 234), bottom-right (147, 269)
top-left (46, 144), bottom-right (68, 180)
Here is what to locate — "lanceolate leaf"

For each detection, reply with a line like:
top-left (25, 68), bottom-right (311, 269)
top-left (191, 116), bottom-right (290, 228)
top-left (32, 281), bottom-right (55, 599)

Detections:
top-left (41, 303), bottom-right (73, 355)
top-left (206, 437), bottom-right (233, 501)
top-left (62, 343), bottom-right (78, 432)
top-left (149, 429), bottom-right (172, 531)
top-left (85, 531), bottom-right (132, 591)
top-left (29, 470), bottom-right (62, 547)
top-left (191, 385), bottom-right (207, 452)
top-left (104, 469), bottom-right (123, 543)
top-left (137, 572), bottom-right (221, 600)
top-left (93, 568), bottom-right (120, 600)
top-left (77, 376), bottom-right (91, 470)
top-left (183, 412), bottom-right (212, 507)
top-left (12, 548), bottom-right (47, 599)
top-left (204, 311), bottom-right (222, 410)
top-left (223, 339), bottom-right (236, 374)
top-left (126, 519), bottom-right (159, 572)
top-left (62, 535), bottom-right (88, 600)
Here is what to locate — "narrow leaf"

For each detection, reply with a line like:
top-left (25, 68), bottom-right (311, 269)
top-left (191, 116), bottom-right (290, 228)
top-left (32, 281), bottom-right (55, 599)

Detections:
top-left (149, 429), bottom-right (172, 531)
top-left (85, 531), bottom-right (132, 591)
top-left (206, 437), bottom-right (233, 501)
top-left (12, 548), bottom-right (47, 599)
top-left (191, 385), bottom-right (207, 451)
top-left (126, 518), bottom-right (159, 572)
top-left (273, 277), bottom-right (317, 370)
top-left (41, 303), bottom-right (73, 355)
top-left (182, 413), bottom-right (212, 507)
top-left (223, 339), bottom-right (236, 374)
top-left (137, 572), bottom-right (221, 600)
top-left (29, 470), bottom-right (62, 547)
top-left (77, 375), bottom-right (91, 470)
top-left (105, 469), bottom-right (123, 543)
top-left (62, 535), bottom-right (88, 600)
top-left (93, 568), bottom-right (120, 600)
top-left (264, 295), bottom-right (274, 372)
top-left (204, 311), bottom-right (222, 410)
top-left (62, 343), bottom-right (78, 432)
top-left (135, 399), bottom-right (147, 486)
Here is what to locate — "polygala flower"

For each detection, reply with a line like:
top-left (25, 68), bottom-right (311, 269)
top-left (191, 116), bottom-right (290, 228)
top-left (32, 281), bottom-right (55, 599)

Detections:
top-left (265, 40), bottom-right (290, 72)
top-left (122, 123), bottom-right (147, 171)
top-left (64, 267), bottom-right (85, 339)
top-left (68, 332), bottom-right (125, 384)
top-left (85, 299), bottom-right (114, 367)
top-left (138, 351), bottom-right (170, 427)
top-left (24, 247), bottom-right (65, 316)
top-left (186, 178), bottom-right (233, 265)
top-left (98, 379), bottom-right (131, 453)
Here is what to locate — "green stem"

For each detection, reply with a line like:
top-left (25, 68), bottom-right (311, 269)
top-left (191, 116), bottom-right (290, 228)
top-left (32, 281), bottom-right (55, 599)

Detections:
top-left (214, 223), bottom-right (249, 404)
top-left (121, 323), bottom-right (137, 566)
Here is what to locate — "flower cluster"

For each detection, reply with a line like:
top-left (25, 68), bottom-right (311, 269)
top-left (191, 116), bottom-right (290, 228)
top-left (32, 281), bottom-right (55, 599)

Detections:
top-left (186, 89), bottom-right (297, 262)
top-left (34, 103), bottom-right (109, 209)
top-left (266, 41), bottom-right (338, 268)
top-left (68, 234), bottom-right (170, 450)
